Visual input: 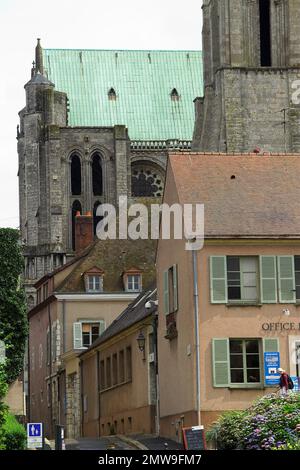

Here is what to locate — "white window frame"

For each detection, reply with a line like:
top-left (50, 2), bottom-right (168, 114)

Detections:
top-left (81, 322), bottom-right (102, 348)
top-left (126, 274), bottom-right (142, 292)
top-left (229, 338), bottom-right (262, 387)
top-left (227, 256), bottom-right (259, 303)
top-left (87, 275), bottom-right (103, 292)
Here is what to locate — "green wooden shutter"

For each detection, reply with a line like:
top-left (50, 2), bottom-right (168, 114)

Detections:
top-left (263, 338), bottom-right (280, 386)
top-left (73, 322), bottom-right (83, 349)
top-left (212, 338), bottom-right (230, 387)
top-left (277, 256), bottom-right (296, 303)
top-left (263, 337), bottom-right (280, 353)
top-left (210, 256), bottom-right (227, 303)
top-left (259, 256), bottom-right (277, 303)
top-left (173, 264), bottom-right (178, 312)
top-left (163, 270), bottom-right (169, 315)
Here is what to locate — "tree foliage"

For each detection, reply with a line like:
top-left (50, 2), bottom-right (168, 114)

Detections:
top-left (0, 228), bottom-right (27, 383)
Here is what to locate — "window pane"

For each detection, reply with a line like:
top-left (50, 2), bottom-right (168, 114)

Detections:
top-left (230, 369), bottom-right (244, 383)
top-left (246, 354), bottom-right (260, 368)
top-left (230, 354), bottom-right (243, 368)
top-left (82, 332), bottom-right (90, 347)
top-left (230, 340), bottom-right (243, 353)
top-left (247, 369), bottom-right (260, 383)
top-left (246, 340), bottom-right (259, 353)
top-left (228, 286), bottom-right (241, 300)
top-left (296, 286), bottom-right (300, 300)
top-left (295, 256), bottom-right (300, 271)
top-left (227, 257), bottom-right (240, 271)
top-left (295, 271), bottom-right (300, 285)
top-left (227, 272), bottom-right (240, 282)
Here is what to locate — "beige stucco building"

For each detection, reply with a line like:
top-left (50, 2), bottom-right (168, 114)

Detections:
top-left (80, 287), bottom-right (158, 438)
top-left (157, 152), bottom-right (300, 442)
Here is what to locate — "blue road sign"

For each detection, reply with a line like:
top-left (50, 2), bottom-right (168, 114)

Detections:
top-left (264, 352), bottom-right (280, 386)
top-left (27, 423), bottom-right (42, 438)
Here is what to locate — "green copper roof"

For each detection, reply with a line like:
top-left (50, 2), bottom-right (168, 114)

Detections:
top-left (43, 49), bottom-right (203, 141)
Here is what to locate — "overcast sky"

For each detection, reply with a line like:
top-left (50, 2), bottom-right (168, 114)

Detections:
top-left (0, 0), bottom-right (202, 228)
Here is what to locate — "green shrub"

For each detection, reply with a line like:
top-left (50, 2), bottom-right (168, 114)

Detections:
top-left (2, 412), bottom-right (26, 450)
top-left (206, 393), bottom-right (300, 450)
top-left (206, 410), bottom-right (247, 450)
top-left (0, 367), bottom-right (8, 449)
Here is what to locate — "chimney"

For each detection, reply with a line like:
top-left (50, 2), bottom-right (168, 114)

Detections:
top-left (75, 211), bottom-right (94, 254)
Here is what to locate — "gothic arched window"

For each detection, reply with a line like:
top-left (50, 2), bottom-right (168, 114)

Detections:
top-left (131, 163), bottom-right (164, 197)
top-left (71, 200), bottom-right (82, 250)
top-left (70, 154), bottom-right (82, 195)
top-left (92, 153), bottom-right (103, 196)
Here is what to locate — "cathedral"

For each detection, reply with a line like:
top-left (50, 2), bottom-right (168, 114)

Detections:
top-left (18, 40), bottom-right (203, 305)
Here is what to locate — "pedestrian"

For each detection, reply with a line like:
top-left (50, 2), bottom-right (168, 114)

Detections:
top-left (278, 368), bottom-right (289, 397)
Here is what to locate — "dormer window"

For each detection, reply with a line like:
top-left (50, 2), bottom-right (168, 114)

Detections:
top-left (170, 88), bottom-right (180, 101)
top-left (108, 88), bottom-right (117, 101)
top-left (84, 267), bottom-right (104, 292)
top-left (88, 275), bottom-right (102, 292)
top-left (123, 269), bottom-right (142, 292)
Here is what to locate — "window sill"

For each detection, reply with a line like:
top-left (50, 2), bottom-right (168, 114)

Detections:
top-left (228, 383), bottom-right (264, 390)
top-left (100, 379), bottom-right (132, 394)
top-left (226, 301), bottom-right (262, 307)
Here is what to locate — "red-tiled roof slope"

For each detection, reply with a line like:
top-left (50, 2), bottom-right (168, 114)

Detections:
top-left (169, 152), bottom-right (300, 238)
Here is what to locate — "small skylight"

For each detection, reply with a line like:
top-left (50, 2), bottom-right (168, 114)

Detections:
top-left (108, 88), bottom-right (117, 100)
top-left (171, 88), bottom-right (180, 101)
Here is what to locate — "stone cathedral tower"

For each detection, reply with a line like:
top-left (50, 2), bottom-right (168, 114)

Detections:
top-left (193, 0), bottom-right (300, 153)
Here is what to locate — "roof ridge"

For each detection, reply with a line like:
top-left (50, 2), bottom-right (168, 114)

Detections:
top-left (44, 48), bottom-right (202, 53)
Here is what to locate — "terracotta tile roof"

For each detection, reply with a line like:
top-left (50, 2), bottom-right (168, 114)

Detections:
top-left (169, 152), bottom-right (300, 237)
top-left (56, 238), bottom-right (156, 293)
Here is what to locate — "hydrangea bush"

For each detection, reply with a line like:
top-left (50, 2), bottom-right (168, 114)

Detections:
top-left (206, 393), bottom-right (300, 450)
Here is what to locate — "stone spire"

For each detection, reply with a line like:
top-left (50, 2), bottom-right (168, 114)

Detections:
top-left (35, 38), bottom-right (44, 75)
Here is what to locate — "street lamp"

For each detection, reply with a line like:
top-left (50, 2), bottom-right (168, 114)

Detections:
top-left (136, 331), bottom-right (146, 361)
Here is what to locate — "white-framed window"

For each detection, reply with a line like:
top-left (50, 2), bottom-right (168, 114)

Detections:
top-left (87, 275), bottom-right (103, 292)
top-left (73, 320), bottom-right (105, 349)
top-left (227, 256), bottom-right (258, 302)
top-left (126, 274), bottom-right (142, 292)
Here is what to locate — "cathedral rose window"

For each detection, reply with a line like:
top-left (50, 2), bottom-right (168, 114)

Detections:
top-left (131, 164), bottom-right (164, 197)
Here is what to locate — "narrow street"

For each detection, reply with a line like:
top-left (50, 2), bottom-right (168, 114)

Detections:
top-left (65, 437), bottom-right (139, 451)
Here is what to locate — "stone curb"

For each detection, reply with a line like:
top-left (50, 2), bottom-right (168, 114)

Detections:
top-left (115, 434), bottom-right (148, 450)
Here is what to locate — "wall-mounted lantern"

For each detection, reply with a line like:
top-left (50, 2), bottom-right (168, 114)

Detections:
top-left (136, 331), bottom-right (146, 361)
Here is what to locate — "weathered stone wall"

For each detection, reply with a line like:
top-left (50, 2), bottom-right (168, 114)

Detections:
top-left (194, 0), bottom-right (300, 152)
